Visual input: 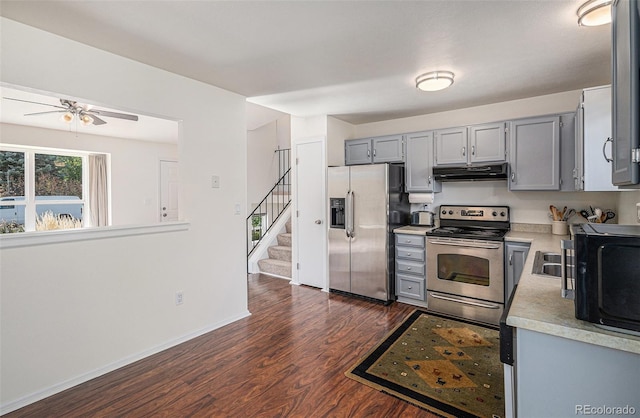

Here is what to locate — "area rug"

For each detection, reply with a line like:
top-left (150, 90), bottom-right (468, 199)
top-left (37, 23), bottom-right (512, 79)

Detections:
top-left (346, 310), bottom-right (504, 418)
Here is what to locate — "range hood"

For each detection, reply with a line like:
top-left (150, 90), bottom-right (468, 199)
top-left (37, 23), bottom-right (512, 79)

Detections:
top-left (433, 162), bottom-right (509, 182)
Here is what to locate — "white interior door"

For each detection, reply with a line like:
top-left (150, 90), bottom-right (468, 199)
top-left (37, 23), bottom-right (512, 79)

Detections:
top-left (294, 137), bottom-right (326, 289)
top-left (160, 160), bottom-right (179, 221)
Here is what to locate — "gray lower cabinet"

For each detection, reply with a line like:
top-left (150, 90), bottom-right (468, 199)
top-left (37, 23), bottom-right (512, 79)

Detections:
top-left (516, 329), bottom-right (640, 417)
top-left (395, 233), bottom-right (426, 301)
top-left (405, 130), bottom-right (441, 192)
top-left (345, 135), bottom-right (404, 165)
top-left (504, 241), bottom-right (530, 299)
top-left (508, 115), bottom-right (561, 190)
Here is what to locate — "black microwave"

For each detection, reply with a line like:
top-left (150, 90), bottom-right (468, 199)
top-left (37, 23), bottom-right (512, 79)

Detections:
top-left (568, 223), bottom-right (640, 333)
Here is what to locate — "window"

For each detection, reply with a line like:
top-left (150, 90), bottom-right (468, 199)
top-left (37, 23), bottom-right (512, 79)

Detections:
top-left (0, 146), bottom-right (107, 233)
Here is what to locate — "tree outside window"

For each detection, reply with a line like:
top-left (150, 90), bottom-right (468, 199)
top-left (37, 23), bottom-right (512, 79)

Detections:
top-left (1, 149), bottom-right (85, 233)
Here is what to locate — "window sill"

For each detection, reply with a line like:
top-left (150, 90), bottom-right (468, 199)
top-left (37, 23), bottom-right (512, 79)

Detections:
top-left (0, 221), bottom-right (190, 249)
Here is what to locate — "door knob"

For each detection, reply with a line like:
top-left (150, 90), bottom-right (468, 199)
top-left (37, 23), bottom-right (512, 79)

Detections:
top-left (163, 213), bottom-right (167, 217)
top-left (162, 207), bottom-right (167, 210)
top-left (315, 219), bottom-right (322, 224)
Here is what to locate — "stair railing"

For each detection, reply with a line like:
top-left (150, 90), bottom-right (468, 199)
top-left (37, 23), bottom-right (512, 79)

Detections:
top-left (247, 148), bottom-right (291, 257)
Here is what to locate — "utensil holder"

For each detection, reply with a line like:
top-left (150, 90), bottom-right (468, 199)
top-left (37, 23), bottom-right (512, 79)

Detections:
top-left (552, 221), bottom-right (568, 235)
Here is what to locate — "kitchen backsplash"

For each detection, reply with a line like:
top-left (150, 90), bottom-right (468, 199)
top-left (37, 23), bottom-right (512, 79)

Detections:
top-left (417, 181), bottom-right (637, 226)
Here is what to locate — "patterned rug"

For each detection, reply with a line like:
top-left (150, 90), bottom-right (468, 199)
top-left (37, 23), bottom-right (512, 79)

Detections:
top-left (346, 310), bottom-right (504, 418)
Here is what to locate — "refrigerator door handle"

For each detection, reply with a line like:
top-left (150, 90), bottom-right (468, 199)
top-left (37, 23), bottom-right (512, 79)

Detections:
top-left (346, 190), bottom-right (355, 238)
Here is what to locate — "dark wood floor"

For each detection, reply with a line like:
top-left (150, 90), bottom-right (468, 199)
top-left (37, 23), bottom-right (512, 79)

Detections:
top-left (5, 275), bottom-right (439, 417)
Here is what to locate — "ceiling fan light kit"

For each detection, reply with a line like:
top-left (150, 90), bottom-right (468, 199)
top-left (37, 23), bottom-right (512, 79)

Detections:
top-left (4, 97), bottom-right (138, 126)
top-left (577, 0), bottom-right (612, 26)
top-left (415, 71), bottom-right (455, 92)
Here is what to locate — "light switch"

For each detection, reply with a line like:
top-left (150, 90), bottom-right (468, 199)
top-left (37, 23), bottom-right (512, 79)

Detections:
top-left (212, 175), bottom-right (220, 188)
top-left (234, 204), bottom-right (241, 215)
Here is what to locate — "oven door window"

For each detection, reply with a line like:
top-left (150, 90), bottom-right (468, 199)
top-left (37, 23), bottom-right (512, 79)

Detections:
top-left (436, 254), bottom-right (490, 286)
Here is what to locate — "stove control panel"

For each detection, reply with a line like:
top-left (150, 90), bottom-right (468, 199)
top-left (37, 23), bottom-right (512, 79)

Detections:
top-left (439, 205), bottom-right (510, 222)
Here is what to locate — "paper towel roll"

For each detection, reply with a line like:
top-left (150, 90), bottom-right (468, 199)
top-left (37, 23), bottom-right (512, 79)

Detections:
top-left (409, 193), bottom-right (434, 204)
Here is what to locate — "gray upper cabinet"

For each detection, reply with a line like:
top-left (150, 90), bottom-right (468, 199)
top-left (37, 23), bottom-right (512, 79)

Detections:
top-left (575, 86), bottom-right (619, 191)
top-left (435, 123), bottom-right (506, 166)
top-left (372, 135), bottom-right (404, 163)
top-left (509, 115), bottom-right (561, 190)
top-left (345, 138), bottom-right (372, 165)
top-left (345, 135), bottom-right (404, 165)
top-left (405, 131), bottom-right (441, 193)
top-left (434, 127), bottom-right (468, 165)
top-left (611, 0), bottom-right (640, 187)
top-left (469, 122), bottom-right (507, 163)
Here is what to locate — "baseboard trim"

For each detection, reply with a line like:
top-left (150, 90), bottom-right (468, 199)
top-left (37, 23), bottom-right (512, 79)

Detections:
top-left (0, 310), bottom-right (251, 415)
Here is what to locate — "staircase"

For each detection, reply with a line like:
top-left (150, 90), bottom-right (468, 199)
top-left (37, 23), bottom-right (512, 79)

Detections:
top-left (257, 218), bottom-right (292, 279)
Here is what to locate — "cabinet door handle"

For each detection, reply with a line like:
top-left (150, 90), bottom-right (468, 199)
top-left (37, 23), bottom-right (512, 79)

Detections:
top-left (602, 137), bottom-right (613, 163)
top-left (511, 172), bottom-right (516, 182)
top-left (428, 175), bottom-right (432, 185)
top-left (462, 146), bottom-right (466, 157)
top-left (367, 149), bottom-right (370, 157)
top-left (373, 149), bottom-right (376, 157)
top-left (509, 253), bottom-right (513, 266)
top-left (471, 145), bottom-right (475, 156)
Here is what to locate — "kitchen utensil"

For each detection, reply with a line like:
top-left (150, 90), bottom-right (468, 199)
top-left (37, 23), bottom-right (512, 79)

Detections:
top-left (580, 210), bottom-right (590, 219)
top-left (562, 209), bottom-right (576, 221)
top-left (604, 210), bottom-right (616, 222)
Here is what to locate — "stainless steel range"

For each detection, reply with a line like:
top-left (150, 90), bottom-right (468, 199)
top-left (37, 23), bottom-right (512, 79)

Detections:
top-left (426, 205), bottom-right (510, 325)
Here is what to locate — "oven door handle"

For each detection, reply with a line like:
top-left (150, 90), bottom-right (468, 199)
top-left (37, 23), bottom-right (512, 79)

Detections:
top-left (428, 239), bottom-right (502, 250)
top-left (430, 292), bottom-right (501, 309)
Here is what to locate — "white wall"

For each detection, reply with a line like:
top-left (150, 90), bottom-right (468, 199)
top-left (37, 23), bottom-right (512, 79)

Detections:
top-left (617, 190), bottom-right (640, 224)
top-left (0, 17), bottom-right (248, 412)
top-left (247, 115), bottom-right (291, 212)
top-left (345, 90), bottom-right (632, 225)
top-left (1, 123), bottom-right (178, 225)
top-left (327, 116), bottom-right (355, 167)
top-left (354, 90), bottom-right (583, 137)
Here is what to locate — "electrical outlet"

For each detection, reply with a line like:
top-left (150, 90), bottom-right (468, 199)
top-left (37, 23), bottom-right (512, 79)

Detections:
top-left (175, 291), bottom-right (184, 305)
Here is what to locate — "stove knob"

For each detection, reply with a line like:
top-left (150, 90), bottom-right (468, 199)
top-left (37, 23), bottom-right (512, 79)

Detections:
top-left (448, 210), bottom-right (454, 215)
top-left (442, 210), bottom-right (447, 215)
top-left (500, 211), bottom-right (506, 217)
top-left (492, 211), bottom-right (497, 216)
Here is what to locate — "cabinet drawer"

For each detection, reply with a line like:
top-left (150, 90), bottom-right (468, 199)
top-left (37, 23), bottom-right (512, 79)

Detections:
top-left (396, 274), bottom-right (425, 300)
top-left (396, 259), bottom-right (425, 277)
top-left (395, 234), bottom-right (425, 248)
top-left (396, 245), bottom-right (425, 262)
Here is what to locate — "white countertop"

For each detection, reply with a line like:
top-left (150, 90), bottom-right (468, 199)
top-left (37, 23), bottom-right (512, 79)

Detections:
top-left (393, 225), bottom-right (434, 235)
top-left (505, 231), bottom-right (640, 355)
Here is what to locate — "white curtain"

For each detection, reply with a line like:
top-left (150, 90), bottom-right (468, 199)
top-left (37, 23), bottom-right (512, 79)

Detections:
top-left (89, 154), bottom-right (108, 227)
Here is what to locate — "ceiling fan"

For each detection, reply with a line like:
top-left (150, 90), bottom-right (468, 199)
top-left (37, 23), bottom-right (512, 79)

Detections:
top-left (3, 97), bottom-right (139, 126)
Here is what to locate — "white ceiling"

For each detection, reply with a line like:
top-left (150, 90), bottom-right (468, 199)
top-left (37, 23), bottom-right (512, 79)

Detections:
top-left (0, 0), bottom-right (611, 131)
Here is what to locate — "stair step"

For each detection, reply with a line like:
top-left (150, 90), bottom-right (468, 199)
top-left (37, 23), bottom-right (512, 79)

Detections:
top-left (277, 232), bottom-right (291, 247)
top-left (257, 258), bottom-right (292, 279)
top-left (268, 245), bottom-right (291, 262)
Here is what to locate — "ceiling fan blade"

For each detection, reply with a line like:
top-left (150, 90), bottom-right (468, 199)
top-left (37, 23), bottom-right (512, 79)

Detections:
top-left (90, 109), bottom-right (139, 121)
top-left (4, 97), bottom-right (68, 110)
top-left (24, 110), bottom-right (66, 116)
top-left (91, 115), bottom-right (107, 125)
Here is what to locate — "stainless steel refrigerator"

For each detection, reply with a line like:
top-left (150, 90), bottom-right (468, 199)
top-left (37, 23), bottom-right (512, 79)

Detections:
top-left (328, 163), bottom-right (409, 303)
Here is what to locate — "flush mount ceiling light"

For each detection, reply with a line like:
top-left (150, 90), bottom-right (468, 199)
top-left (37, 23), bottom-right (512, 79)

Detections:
top-left (577, 0), bottom-right (612, 26)
top-left (416, 71), bottom-right (455, 92)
